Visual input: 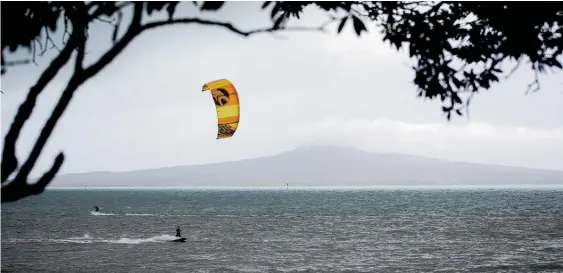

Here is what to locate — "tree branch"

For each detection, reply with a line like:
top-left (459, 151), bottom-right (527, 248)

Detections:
top-left (82, 2), bottom-right (144, 79)
top-left (1, 32), bottom-right (79, 183)
top-left (74, 26), bottom-right (87, 73)
top-left (10, 3), bottom-right (144, 184)
top-left (140, 16), bottom-right (332, 37)
top-left (13, 76), bottom-right (81, 182)
top-left (526, 63), bottom-right (541, 94)
top-left (1, 153), bottom-right (64, 203)
top-left (88, 1), bottom-right (132, 21)
top-left (505, 57), bottom-right (522, 79)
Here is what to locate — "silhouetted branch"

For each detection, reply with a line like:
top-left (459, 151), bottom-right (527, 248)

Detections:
top-left (82, 2), bottom-right (143, 78)
top-left (32, 40), bottom-right (41, 66)
top-left (140, 16), bottom-right (334, 37)
top-left (526, 64), bottom-right (541, 94)
top-left (505, 58), bottom-right (522, 79)
top-left (74, 39), bottom-right (86, 73)
top-left (2, 153), bottom-right (64, 203)
top-left (94, 9), bottom-right (124, 44)
top-left (62, 17), bottom-right (72, 45)
top-left (34, 36), bottom-right (46, 59)
top-left (88, 1), bottom-right (131, 21)
top-left (3, 4), bottom-right (140, 191)
top-left (1, 33), bottom-right (79, 183)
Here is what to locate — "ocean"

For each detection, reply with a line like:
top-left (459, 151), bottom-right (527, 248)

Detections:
top-left (2, 188), bottom-right (563, 273)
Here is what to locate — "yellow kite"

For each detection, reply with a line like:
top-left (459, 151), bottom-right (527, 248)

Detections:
top-left (202, 79), bottom-right (240, 139)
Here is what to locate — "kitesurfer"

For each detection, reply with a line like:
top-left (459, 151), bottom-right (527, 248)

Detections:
top-left (94, 206), bottom-right (99, 212)
top-left (175, 225), bottom-right (182, 238)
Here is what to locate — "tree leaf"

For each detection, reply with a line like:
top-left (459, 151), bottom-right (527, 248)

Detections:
top-left (261, 1), bottom-right (272, 10)
top-left (48, 18), bottom-right (58, 32)
top-left (273, 13), bottom-right (286, 29)
top-left (337, 16), bottom-right (348, 34)
top-left (453, 93), bottom-right (462, 104)
top-left (200, 1), bottom-right (225, 11)
top-left (146, 2), bottom-right (168, 15)
top-left (111, 23), bottom-right (119, 43)
top-left (271, 3), bottom-right (281, 19)
top-left (351, 15), bottom-right (367, 36)
top-left (166, 2), bottom-right (179, 19)
top-left (452, 77), bottom-right (463, 89)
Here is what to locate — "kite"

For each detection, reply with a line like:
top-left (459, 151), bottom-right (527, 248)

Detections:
top-left (202, 79), bottom-right (240, 139)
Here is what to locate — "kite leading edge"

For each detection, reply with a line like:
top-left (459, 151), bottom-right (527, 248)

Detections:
top-left (202, 79), bottom-right (240, 139)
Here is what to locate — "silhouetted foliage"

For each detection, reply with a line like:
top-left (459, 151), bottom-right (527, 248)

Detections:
top-left (2, 1), bottom-right (562, 202)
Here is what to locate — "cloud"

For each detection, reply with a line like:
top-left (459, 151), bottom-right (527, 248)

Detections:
top-left (283, 117), bottom-right (563, 171)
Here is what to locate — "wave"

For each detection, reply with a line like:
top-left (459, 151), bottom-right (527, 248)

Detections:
top-left (5, 234), bottom-right (180, 245)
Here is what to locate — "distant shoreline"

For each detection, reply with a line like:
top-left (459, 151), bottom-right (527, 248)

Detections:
top-left (47, 184), bottom-right (563, 190)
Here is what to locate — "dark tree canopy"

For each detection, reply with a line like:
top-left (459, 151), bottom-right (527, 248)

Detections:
top-left (2, 1), bottom-right (562, 202)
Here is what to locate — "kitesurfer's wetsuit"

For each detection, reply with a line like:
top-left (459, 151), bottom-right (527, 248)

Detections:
top-left (176, 226), bottom-right (181, 238)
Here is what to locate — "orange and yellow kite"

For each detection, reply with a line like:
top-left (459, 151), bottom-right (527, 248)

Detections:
top-left (202, 79), bottom-right (240, 139)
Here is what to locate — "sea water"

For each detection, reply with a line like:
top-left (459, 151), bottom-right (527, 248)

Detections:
top-left (2, 188), bottom-right (563, 272)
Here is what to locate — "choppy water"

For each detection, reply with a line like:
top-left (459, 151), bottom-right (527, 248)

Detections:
top-left (2, 188), bottom-right (563, 273)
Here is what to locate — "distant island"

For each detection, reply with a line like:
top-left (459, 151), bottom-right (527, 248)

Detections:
top-left (49, 145), bottom-right (563, 188)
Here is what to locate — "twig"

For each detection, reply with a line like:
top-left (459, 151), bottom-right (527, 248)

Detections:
top-left (62, 16), bottom-right (73, 45)
top-left (464, 92), bottom-right (475, 119)
top-left (47, 35), bottom-right (62, 53)
top-left (140, 16), bottom-right (334, 37)
top-left (94, 17), bottom-right (116, 24)
top-left (74, 38), bottom-right (86, 73)
top-left (31, 41), bottom-right (38, 65)
top-left (88, 1), bottom-right (131, 21)
top-left (110, 10), bottom-right (124, 43)
top-left (505, 57), bottom-right (522, 79)
top-left (82, 2), bottom-right (144, 79)
top-left (35, 36), bottom-right (45, 56)
top-left (525, 65), bottom-right (541, 94)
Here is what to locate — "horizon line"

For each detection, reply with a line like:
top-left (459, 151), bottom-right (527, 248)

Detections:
top-left (48, 184), bottom-right (563, 190)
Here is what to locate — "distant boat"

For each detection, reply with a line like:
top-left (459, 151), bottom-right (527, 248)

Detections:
top-left (286, 182), bottom-right (289, 190)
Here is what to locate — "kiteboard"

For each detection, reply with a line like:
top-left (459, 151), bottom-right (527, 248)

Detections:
top-left (171, 237), bottom-right (187, 242)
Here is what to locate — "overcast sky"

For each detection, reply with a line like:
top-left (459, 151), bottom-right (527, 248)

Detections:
top-left (2, 2), bottom-right (562, 178)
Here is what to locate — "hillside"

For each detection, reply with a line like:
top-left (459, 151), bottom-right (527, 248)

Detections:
top-left (50, 145), bottom-right (563, 187)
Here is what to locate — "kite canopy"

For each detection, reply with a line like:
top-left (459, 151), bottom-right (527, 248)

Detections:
top-left (202, 79), bottom-right (240, 139)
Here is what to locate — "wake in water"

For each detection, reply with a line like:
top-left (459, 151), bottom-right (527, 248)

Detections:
top-left (125, 213), bottom-right (157, 216)
top-left (89, 211), bottom-right (115, 216)
top-left (6, 234), bottom-right (179, 244)
top-left (89, 211), bottom-right (157, 216)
